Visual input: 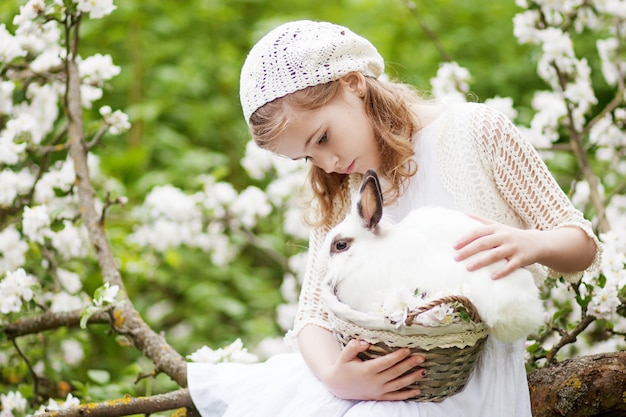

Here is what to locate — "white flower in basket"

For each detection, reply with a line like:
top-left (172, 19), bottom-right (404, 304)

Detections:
top-left (379, 288), bottom-right (468, 328)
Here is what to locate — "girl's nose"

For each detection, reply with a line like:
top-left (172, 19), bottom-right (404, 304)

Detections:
top-left (318, 153), bottom-right (339, 174)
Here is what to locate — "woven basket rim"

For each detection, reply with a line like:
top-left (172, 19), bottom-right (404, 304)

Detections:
top-left (323, 287), bottom-right (490, 349)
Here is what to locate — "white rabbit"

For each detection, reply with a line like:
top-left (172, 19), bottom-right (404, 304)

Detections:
top-left (322, 169), bottom-right (544, 342)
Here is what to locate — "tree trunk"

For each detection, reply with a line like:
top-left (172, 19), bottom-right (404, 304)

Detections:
top-left (528, 351), bottom-right (626, 417)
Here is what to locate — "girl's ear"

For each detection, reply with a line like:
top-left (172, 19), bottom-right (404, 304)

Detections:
top-left (339, 72), bottom-right (367, 98)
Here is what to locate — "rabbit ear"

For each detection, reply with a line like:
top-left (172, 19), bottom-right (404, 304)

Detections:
top-left (358, 169), bottom-right (383, 230)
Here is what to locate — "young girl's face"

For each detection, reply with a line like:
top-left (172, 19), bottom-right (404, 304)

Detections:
top-left (271, 84), bottom-right (380, 175)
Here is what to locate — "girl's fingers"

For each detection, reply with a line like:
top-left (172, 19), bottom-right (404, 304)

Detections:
top-left (364, 347), bottom-right (415, 373)
top-left (380, 387), bottom-right (423, 401)
top-left (339, 339), bottom-right (371, 362)
top-left (378, 353), bottom-right (424, 380)
top-left (383, 365), bottom-right (426, 391)
top-left (464, 212), bottom-right (493, 225)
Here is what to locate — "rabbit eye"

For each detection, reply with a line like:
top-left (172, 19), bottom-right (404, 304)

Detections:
top-left (331, 237), bottom-right (353, 254)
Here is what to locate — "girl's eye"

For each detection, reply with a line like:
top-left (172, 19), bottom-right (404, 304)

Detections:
top-left (317, 133), bottom-right (328, 145)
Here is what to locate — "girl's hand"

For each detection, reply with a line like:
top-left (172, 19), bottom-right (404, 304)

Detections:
top-left (320, 339), bottom-right (425, 401)
top-left (453, 214), bottom-right (542, 279)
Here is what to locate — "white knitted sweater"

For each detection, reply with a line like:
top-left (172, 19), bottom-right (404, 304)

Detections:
top-left (286, 102), bottom-right (601, 345)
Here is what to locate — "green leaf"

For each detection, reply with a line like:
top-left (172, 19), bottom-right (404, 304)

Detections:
top-left (80, 305), bottom-right (99, 329)
top-left (87, 369), bottom-right (111, 385)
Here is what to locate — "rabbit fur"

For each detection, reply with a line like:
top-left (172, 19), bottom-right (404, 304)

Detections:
top-left (322, 169), bottom-right (544, 342)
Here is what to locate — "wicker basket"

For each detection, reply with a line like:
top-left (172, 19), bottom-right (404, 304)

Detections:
top-left (324, 292), bottom-right (490, 402)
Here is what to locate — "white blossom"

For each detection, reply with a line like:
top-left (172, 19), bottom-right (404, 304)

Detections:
top-left (0, 81), bottom-right (15, 115)
top-left (205, 223), bottom-right (235, 266)
top-left (597, 38), bottom-right (625, 86)
top-left (0, 268), bottom-right (38, 314)
top-left (265, 171), bottom-right (306, 205)
top-left (0, 129), bottom-right (27, 165)
top-left (1, 391), bottom-right (27, 416)
top-left (34, 393), bottom-right (80, 415)
top-left (529, 91), bottom-right (568, 144)
top-left (93, 283), bottom-right (119, 307)
top-left (604, 195), bottom-right (626, 230)
top-left (230, 186), bottom-right (272, 228)
top-left (15, 20), bottom-right (61, 60)
top-left (594, 0), bottom-right (626, 18)
top-left (30, 47), bottom-right (64, 73)
top-left (12, 83), bottom-right (61, 145)
top-left (378, 287), bottom-right (419, 327)
top-left (0, 168), bottom-right (34, 206)
top-left (417, 303), bottom-right (457, 326)
top-left (61, 339), bottom-right (85, 366)
top-left (0, 24), bottom-right (27, 63)
top-left (538, 28), bottom-right (575, 61)
top-left (283, 205), bottom-right (308, 239)
top-left (513, 10), bottom-right (542, 44)
top-left (49, 292), bottom-right (88, 312)
top-left (22, 205), bottom-right (51, 244)
top-left (571, 180), bottom-right (591, 210)
top-left (57, 268), bottom-right (82, 294)
top-left (80, 84), bottom-right (103, 108)
top-left (484, 96), bottom-right (518, 121)
top-left (287, 252), bottom-right (308, 282)
top-left (146, 299), bottom-right (173, 323)
top-left (588, 284), bottom-right (620, 319)
top-left (187, 338), bottom-right (258, 364)
top-left (78, 53), bottom-right (121, 86)
top-left (241, 140), bottom-right (304, 180)
top-left (128, 185), bottom-right (207, 252)
top-left (430, 62), bottom-right (471, 103)
top-left (50, 221), bottom-right (89, 260)
top-left (99, 105), bottom-right (131, 134)
top-left (276, 302), bottom-right (297, 332)
top-left (241, 140), bottom-right (276, 180)
top-left (199, 177), bottom-right (238, 217)
top-left (34, 158), bottom-right (76, 204)
top-left (14, 0), bottom-right (45, 24)
top-left (0, 226), bottom-right (29, 275)
top-left (253, 337), bottom-right (291, 360)
top-left (280, 273), bottom-right (299, 304)
top-left (74, 0), bottom-right (117, 19)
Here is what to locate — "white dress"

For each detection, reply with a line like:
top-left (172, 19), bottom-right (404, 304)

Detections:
top-left (187, 113), bottom-right (534, 417)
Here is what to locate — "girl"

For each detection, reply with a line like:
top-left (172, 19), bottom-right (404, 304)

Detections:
top-left (188, 20), bottom-right (600, 417)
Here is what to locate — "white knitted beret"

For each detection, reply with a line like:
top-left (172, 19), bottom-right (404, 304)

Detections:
top-left (240, 20), bottom-right (385, 123)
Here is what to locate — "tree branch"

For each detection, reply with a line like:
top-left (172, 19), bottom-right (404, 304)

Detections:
top-left (39, 389), bottom-right (195, 417)
top-left (552, 62), bottom-right (610, 233)
top-left (63, 19), bottom-right (188, 387)
top-left (403, 1), bottom-right (451, 62)
top-left (3, 309), bottom-right (110, 338)
top-left (529, 351), bottom-right (626, 417)
top-left (546, 314), bottom-right (596, 363)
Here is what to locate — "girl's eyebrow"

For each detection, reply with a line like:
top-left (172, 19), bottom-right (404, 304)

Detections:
top-left (292, 127), bottom-right (321, 160)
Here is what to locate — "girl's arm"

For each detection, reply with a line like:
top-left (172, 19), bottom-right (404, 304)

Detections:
top-left (454, 105), bottom-right (600, 279)
top-left (297, 324), bottom-right (425, 401)
top-left (454, 218), bottom-right (597, 279)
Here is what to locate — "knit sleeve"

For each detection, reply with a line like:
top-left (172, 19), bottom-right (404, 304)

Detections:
top-left (472, 104), bottom-right (601, 282)
top-left (284, 176), bottom-right (358, 349)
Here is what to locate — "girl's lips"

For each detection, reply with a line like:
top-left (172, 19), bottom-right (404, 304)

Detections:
top-left (342, 160), bottom-right (355, 174)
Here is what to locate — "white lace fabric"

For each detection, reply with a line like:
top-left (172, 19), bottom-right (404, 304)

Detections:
top-left (285, 102), bottom-right (601, 347)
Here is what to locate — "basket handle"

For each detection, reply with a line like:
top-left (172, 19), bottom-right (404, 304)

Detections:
top-left (404, 295), bottom-right (482, 325)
